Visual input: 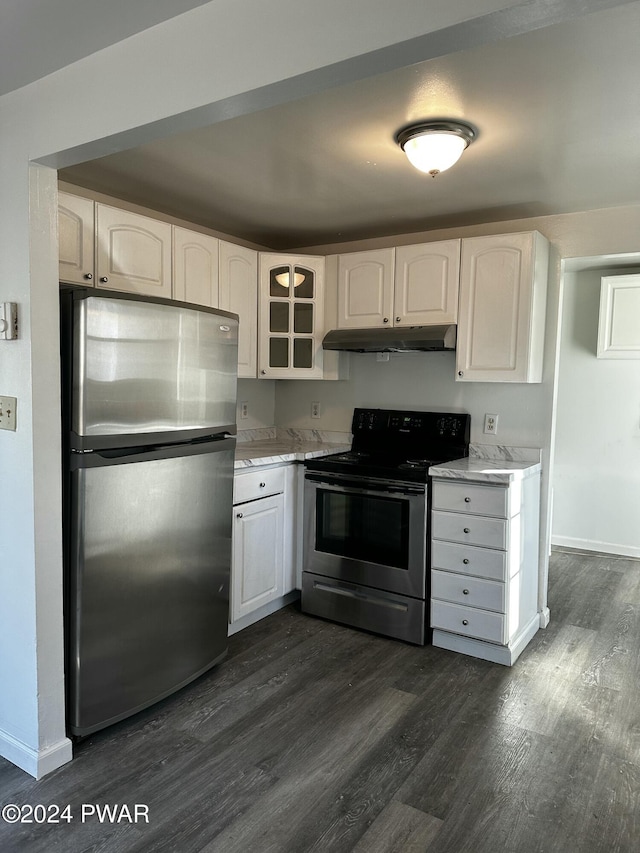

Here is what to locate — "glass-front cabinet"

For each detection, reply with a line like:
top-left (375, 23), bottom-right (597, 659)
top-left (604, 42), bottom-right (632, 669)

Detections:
top-left (258, 254), bottom-right (325, 379)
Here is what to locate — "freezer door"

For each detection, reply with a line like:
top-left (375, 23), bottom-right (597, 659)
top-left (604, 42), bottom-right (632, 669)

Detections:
top-left (66, 438), bottom-right (234, 736)
top-left (70, 293), bottom-right (238, 443)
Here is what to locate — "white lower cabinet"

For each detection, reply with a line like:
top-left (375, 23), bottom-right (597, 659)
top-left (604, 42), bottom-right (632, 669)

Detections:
top-left (430, 471), bottom-right (541, 665)
top-left (230, 463), bottom-right (297, 631)
top-left (232, 491), bottom-right (284, 622)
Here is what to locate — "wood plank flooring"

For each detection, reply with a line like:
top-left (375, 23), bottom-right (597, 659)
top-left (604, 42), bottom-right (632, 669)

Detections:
top-left (1, 548), bottom-right (639, 852)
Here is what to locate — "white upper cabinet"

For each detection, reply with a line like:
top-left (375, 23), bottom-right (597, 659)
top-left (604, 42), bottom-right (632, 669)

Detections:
top-left (597, 274), bottom-right (640, 358)
top-left (58, 192), bottom-right (95, 285)
top-left (258, 253), bottom-right (325, 379)
top-left (219, 241), bottom-right (258, 379)
top-left (96, 204), bottom-right (172, 297)
top-left (336, 241), bottom-right (460, 329)
top-left (394, 240), bottom-right (460, 325)
top-left (336, 249), bottom-right (395, 328)
top-left (172, 227), bottom-right (219, 307)
top-left (456, 232), bottom-right (549, 383)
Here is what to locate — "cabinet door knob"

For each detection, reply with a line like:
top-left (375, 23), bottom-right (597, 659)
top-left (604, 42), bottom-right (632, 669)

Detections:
top-left (464, 497), bottom-right (471, 503)
top-left (463, 589), bottom-right (469, 595)
top-left (463, 558), bottom-right (470, 565)
top-left (396, 316), bottom-right (401, 323)
top-left (464, 527), bottom-right (470, 534)
top-left (458, 371), bottom-right (464, 377)
top-left (261, 369), bottom-right (267, 375)
top-left (383, 317), bottom-right (389, 323)
top-left (259, 482), bottom-right (266, 488)
top-left (84, 273), bottom-right (93, 280)
top-left (462, 619), bottom-right (469, 626)
top-left (99, 276), bottom-right (108, 283)
top-left (236, 512), bottom-right (243, 518)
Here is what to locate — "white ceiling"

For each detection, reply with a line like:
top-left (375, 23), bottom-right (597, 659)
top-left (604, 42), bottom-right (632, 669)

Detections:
top-left (20, 1), bottom-right (640, 250)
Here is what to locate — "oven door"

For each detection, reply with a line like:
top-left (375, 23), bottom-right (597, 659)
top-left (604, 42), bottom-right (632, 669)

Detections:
top-left (303, 473), bottom-right (428, 599)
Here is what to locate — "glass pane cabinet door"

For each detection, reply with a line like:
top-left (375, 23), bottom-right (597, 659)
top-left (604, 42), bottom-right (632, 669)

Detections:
top-left (259, 254), bottom-right (325, 378)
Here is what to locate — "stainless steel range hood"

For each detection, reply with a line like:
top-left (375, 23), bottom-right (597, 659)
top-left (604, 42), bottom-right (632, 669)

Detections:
top-left (322, 324), bottom-right (456, 353)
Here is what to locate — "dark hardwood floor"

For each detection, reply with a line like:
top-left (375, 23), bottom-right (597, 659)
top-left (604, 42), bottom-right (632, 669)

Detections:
top-left (1, 548), bottom-right (639, 852)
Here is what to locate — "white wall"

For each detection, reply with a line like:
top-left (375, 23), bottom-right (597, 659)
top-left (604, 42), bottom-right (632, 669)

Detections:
top-left (1, 0), bottom-right (545, 778)
top-left (552, 266), bottom-right (640, 557)
top-left (237, 379), bottom-right (277, 431)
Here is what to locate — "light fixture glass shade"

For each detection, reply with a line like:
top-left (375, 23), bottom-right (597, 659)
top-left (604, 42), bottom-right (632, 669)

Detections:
top-left (275, 271), bottom-right (306, 288)
top-left (396, 120), bottom-right (476, 177)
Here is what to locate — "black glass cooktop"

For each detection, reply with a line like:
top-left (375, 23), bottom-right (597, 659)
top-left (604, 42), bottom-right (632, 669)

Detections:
top-left (305, 408), bottom-right (471, 484)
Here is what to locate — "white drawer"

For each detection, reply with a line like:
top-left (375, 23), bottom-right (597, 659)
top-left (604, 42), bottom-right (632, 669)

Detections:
top-left (431, 569), bottom-right (506, 612)
top-left (432, 510), bottom-right (508, 550)
top-left (234, 466), bottom-right (285, 504)
top-left (432, 480), bottom-right (513, 518)
top-left (431, 539), bottom-right (509, 581)
top-left (430, 599), bottom-right (506, 644)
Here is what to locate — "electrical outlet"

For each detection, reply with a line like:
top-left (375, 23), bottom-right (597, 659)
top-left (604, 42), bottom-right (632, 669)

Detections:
top-left (240, 401), bottom-right (248, 419)
top-left (0, 396), bottom-right (17, 431)
top-left (311, 401), bottom-right (321, 419)
top-left (484, 413), bottom-right (498, 435)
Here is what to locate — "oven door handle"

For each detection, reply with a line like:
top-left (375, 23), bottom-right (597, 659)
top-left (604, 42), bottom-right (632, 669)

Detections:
top-left (305, 473), bottom-right (424, 497)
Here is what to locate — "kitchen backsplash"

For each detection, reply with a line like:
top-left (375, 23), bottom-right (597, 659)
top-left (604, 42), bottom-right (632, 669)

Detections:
top-left (470, 444), bottom-right (542, 463)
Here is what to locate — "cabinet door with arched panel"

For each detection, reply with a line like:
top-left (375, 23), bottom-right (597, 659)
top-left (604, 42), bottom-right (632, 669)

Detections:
top-left (58, 192), bottom-right (95, 285)
top-left (96, 204), bottom-right (172, 297)
top-left (258, 254), bottom-right (325, 379)
top-left (219, 241), bottom-right (258, 378)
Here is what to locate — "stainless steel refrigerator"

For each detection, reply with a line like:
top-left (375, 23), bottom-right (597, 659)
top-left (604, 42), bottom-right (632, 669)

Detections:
top-left (60, 286), bottom-right (238, 737)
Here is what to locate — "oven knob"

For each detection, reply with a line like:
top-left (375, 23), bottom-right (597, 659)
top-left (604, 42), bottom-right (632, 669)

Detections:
top-left (463, 558), bottom-right (470, 564)
top-left (462, 619), bottom-right (469, 626)
top-left (464, 527), bottom-right (470, 534)
top-left (463, 589), bottom-right (469, 595)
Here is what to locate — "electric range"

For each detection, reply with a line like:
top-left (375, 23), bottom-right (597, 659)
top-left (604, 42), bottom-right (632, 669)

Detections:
top-left (302, 407), bottom-right (470, 644)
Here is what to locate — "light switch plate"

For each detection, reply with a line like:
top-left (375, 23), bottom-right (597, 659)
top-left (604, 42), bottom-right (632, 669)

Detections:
top-left (0, 396), bottom-right (17, 431)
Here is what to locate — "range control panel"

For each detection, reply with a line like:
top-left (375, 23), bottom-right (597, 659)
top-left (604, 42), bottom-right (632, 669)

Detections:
top-left (352, 408), bottom-right (470, 443)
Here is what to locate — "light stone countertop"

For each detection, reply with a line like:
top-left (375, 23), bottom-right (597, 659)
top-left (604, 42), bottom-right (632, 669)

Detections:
top-left (429, 456), bottom-right (542, 484)
top-left (234, 438), bottom-right (350, 470)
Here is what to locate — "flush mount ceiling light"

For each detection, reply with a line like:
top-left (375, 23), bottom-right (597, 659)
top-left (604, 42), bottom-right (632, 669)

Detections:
top-left (395, 120), bottom-right (477, 177)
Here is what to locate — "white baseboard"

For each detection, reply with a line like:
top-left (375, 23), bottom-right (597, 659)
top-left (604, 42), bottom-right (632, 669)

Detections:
top-left (551, 536), bottom-right (640, 560)
top-left (432, 613), bottom-right (540, 667)
top-left (0, 728), bottom-right (73, 779)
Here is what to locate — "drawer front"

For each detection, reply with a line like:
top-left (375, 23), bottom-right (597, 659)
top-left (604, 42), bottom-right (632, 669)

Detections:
top-left (432, 480), bottom-right (510, 518)
top-left (431, 599), bottom-right (506, 644)
top-left (432, 510), bottom-right (508, 550)
top-left (234, 466), bottom-right (285, 504)
top-left (431, 570), bottom-right (506, 612)
top-left (431, 539), bottom-right (508, 581)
